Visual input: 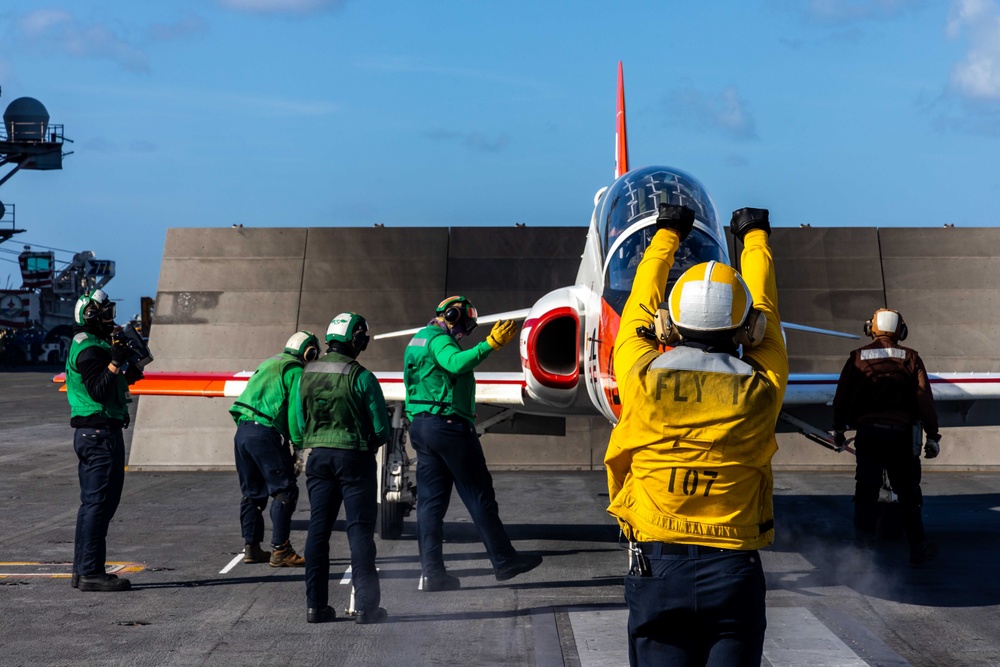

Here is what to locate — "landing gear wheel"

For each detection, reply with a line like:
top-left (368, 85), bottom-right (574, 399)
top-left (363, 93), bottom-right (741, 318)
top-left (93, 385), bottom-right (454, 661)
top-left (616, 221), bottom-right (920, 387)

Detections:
top-left (378, 500), bottom-right (405, 540)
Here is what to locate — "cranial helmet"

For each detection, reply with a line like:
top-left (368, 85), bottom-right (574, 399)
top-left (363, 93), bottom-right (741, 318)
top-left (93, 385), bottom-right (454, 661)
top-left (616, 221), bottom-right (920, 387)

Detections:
top-left (865, 309), bottom-right (907, 341)
top-left (435, 295), bottom-right (478, 335)
top-left (284, 330), bottom-right (320, 362)
top-left (326, 312), bottom-right (370, 352)
top-left (74, 289), bottom-right (116, 327)
top-left (666, 261), bottom-right (766, 347)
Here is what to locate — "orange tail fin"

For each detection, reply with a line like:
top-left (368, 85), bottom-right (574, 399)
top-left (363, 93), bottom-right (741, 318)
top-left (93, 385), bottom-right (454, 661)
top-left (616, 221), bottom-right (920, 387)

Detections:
top-left (615, 61), bottom-right (629, 179)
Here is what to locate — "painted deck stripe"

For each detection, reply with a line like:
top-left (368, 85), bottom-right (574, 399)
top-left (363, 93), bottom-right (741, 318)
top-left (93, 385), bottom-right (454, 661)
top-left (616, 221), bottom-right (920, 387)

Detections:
top-left (568, 609), bottom-right (628, 667)
top-left (565, 607), bottom-right (889, 667)
top-left (220, 554), bottom-right (243, 574)
top-left (764, 607), bottom-right (870, 666)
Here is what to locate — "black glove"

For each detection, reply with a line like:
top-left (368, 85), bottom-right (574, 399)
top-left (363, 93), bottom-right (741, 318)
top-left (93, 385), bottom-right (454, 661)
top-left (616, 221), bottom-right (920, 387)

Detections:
top-left (730, 207), bottom-right (771, 241)
top-left (124, 364), bottom-right (144, 385)
top-left (110, 336), bottom-right (130, 369)
top-left (655, 204), bottom-right (695, 243)
top-left (924, 435), bottom-right (941, 459)
top-left (834, 430), bottom-right (847, 450)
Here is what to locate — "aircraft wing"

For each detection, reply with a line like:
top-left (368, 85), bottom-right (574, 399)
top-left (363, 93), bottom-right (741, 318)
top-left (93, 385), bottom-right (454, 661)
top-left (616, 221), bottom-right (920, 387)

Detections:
top-left (368, 371), bottom-right (524, 405)
top-left (784, 372), bottom-right (1000, 405)
top-left (373, 309), bottom-right (531, 341)
top-left (52, 370), bottom-right (527, 406)
top-left (53, 369), bottom-right (999, 428)
top-left (782, 372), bottom-right (1000, 430)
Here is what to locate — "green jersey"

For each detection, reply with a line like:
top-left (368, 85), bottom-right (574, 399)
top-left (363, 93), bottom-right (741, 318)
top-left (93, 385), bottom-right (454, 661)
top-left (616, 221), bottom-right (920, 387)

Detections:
top-left (403, 324), bottom-right (493, 424)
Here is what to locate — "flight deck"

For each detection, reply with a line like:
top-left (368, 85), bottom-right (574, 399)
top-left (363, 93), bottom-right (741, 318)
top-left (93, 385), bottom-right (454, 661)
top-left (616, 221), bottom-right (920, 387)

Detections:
top-left (3, 371), bottom-right (1000, 666)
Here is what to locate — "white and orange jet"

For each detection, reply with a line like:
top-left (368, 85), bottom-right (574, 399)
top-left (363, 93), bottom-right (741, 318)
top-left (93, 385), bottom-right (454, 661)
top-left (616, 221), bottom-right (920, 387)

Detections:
top-left (59, 62), bottom-right (1000, 536)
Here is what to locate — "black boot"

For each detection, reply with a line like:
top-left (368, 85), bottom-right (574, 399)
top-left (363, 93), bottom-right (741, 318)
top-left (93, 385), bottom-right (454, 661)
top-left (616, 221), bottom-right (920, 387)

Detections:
top-left (78, 573), bottom-right (131, 592)
top-left (421, 572), bottom-right (461, 592)
top-left (355, 607), bottom-right (388, 625)
top-left (306, 606), bottom-right (336, 623)
top-left (495, 553), bottom-right (543, 582)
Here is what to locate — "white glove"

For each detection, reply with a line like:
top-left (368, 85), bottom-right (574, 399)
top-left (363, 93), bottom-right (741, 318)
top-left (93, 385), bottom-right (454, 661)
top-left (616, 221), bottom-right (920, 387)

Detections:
top-left (924, 435), bottom-right (941, 459)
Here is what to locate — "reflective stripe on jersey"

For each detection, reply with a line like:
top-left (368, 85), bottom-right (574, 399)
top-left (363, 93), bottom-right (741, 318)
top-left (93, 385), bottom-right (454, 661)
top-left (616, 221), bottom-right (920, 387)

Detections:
top-left (860, 348), bottom-right (906, 361)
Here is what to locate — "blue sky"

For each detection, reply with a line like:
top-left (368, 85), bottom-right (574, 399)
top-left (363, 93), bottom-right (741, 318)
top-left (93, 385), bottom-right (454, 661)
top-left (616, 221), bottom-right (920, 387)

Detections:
top-left (1, 0), bottom-right (999, 316)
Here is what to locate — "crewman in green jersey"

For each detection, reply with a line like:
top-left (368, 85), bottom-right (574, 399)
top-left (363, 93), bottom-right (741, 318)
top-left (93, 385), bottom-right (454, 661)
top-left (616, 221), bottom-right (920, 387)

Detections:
top-left (404, 296), bottom-right (542, 592)
top-left (230, 331), bottom-right (319, 567)
top-left (292, 312), bottom-right (391, 624)
top-left (66, 289), bottom-right (143, 592)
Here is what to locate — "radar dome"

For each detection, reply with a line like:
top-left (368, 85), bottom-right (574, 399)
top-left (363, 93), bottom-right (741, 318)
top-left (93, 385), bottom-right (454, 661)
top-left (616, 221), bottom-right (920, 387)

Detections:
top-left (4, 97), bottom-right (50, 141)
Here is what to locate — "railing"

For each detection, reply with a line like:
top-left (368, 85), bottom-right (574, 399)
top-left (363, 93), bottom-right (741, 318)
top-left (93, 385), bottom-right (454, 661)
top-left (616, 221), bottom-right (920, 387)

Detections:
top-left (0, 203), bottom-right (16, 236)
top-left (0, 123), bottom-right (64, 144)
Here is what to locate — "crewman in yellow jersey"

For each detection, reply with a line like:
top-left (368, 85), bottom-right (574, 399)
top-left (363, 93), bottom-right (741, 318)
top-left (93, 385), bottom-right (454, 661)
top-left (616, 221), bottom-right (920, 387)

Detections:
top-left (605, 204), bottom-right (787, 666)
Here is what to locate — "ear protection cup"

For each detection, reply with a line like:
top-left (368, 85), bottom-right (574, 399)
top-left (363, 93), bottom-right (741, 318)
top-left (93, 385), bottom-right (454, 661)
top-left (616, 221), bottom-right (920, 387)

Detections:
top-left (898, 323), bottom-right (908, 341)
top-left (733, 308), bottom-right (766, 348)
top-left (864, 320), bottom-right (873, 338)
top-left (444, 306), bottom-right (463, 324)
top-left (304, 345), bottom-right (319, 362)
top-left (353, 325), bottom-right (370, 353)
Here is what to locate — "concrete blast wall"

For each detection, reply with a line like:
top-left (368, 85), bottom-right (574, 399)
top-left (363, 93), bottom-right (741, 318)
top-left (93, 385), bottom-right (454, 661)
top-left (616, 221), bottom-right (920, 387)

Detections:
top-left (131, 226), bottom-right (1000, 472)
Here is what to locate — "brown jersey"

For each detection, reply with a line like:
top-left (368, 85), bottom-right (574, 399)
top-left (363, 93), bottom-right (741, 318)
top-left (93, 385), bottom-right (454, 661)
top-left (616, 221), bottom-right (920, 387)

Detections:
top-left (832, 336), bottom-right (939, 438)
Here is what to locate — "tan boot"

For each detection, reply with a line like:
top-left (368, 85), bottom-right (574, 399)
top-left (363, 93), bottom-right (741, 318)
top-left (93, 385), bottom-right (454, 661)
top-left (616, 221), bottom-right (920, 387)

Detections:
top-left (243, 543), bottom-right (271, 564)
top-left (269, 541), bottom-right (305, 567)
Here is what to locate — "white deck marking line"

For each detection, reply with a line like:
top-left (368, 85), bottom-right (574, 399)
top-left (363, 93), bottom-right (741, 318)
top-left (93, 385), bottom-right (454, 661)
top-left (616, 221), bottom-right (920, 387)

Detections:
top-left (568, 609), bottom-right (629, 667)
top-left (220, 554), bottom-right (244, 574)
top-left (567, 607), bottom-right (872, 667)
top-left (764, 607), bottom-right (869, 666)
top-left (339, 566), bottom-right (377, 584)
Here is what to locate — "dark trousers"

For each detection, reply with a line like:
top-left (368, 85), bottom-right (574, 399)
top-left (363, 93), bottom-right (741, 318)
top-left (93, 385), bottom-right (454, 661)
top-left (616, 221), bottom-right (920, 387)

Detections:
top-left (233, 421), bottom-right (299, 546)
top-left (625, 547), bottom-right (766, 667)
top-left (854, 424), bottom-right (925, 555)
top-left (304, 447), bottom-right (380, 613)
top-left (409, 413), bottom-right (516, 575)
top-left (73, 427), bottom-right (125, 576)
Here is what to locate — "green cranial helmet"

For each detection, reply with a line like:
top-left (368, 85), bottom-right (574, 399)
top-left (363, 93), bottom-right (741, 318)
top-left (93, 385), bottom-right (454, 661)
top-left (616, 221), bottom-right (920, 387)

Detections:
top-left (435, 295), bottom-right (478, 336)
top-left (284, 330), bottom-right (320, 362)
top-left (73, 289), bottom-right (116, 326)
top-left (435, 295), bottom-right (478, 325)
top-left (326, 312), bottom-right (370, 352)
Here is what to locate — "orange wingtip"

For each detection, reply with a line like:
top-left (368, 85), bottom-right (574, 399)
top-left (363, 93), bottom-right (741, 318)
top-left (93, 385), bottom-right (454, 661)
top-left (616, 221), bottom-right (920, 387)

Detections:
top-left (52, 371), bottom-right (246, 397)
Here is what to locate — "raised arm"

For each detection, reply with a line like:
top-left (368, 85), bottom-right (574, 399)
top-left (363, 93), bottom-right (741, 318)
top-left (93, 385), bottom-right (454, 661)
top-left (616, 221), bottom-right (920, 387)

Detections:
top-left (612, 204), bottom-right (692, 380)
top-left (736, 219), bottom-right (788, 399)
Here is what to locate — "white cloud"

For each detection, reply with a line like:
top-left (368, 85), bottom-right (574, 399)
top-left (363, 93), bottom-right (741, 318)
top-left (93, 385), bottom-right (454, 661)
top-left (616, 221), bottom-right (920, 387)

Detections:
top-left (664, 85), bottom-right (758, 141)
top-left (16, 10), bottom-right (148, 73)
top-left (216, 0), bottom-right (347, 16)
top-left (947, 0), bottom-right (1000, 101)
top-left (18, 9), bottom-right (74, 36)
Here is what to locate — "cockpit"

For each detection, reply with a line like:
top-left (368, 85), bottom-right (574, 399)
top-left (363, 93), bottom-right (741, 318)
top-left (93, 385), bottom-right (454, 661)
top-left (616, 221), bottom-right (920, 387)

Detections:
top-left (595, 166), bottom-right (729, 314)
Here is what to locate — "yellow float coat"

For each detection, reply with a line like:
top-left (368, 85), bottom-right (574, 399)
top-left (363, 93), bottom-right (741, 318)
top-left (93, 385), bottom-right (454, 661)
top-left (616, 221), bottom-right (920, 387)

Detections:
top-left (605, 228), bottom-right (788, 550)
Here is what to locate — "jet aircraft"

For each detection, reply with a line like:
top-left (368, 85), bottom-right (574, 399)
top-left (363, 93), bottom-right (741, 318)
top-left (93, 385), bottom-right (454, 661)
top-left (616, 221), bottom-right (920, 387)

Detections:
top-left (55, 62), bottom-right (1000, 537)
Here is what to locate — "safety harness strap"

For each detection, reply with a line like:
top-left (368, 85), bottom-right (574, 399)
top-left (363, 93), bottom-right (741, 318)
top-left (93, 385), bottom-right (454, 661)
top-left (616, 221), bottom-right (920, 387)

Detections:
top-left (233, 401), bottom-right (275, 423)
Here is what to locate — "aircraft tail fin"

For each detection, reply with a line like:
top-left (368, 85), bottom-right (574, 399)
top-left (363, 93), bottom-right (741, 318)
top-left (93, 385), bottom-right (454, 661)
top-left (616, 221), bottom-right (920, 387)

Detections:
top-left (615, 61), bottom-right (629, 179)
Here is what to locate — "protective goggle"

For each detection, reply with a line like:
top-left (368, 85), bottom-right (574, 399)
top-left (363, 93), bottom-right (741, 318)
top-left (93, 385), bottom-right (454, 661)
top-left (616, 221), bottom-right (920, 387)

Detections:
top-left (97, 300), bottom-right (116, 321)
